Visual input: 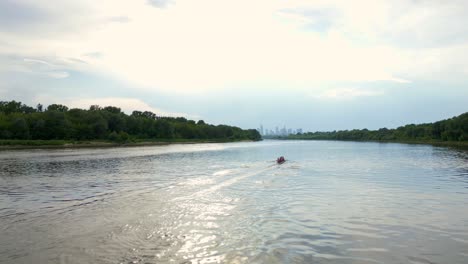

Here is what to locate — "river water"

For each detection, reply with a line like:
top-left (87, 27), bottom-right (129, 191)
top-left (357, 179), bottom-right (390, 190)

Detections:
top-left (1, 140), bottom-right (468, 264)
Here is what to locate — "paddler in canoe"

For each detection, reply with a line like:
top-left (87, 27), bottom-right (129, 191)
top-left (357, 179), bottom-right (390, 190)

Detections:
top-left (276, 156), bottom-right (286, 164)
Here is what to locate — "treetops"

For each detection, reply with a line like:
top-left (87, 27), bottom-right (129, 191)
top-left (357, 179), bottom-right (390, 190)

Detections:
top-left (287, 112), bottom-right (468, 142)
top-left (0, 101), bottom-right (261, 142)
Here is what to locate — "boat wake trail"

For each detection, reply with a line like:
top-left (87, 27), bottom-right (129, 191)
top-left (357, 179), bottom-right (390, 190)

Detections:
top-left (174, 163), bottom-right (276, 201)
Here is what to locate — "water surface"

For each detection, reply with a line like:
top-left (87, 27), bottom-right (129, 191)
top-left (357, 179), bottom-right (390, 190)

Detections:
top-left (1, 140), bottom-right (468, 264)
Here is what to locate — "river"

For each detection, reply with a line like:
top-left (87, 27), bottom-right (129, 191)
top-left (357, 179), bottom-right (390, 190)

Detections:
top-left (1, 140), bottom-right (468, 264)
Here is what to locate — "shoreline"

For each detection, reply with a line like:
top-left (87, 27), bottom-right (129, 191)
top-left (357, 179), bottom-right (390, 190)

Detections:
top-left (267, 137), bottom-right (468, 150)
top-left (2, 138), bottom-right (466, 150)
top-left (0, 139), bottom-right (257, 151)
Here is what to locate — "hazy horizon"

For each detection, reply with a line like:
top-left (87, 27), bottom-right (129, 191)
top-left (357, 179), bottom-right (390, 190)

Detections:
top-left (1, 0), bottom-right (467, 131)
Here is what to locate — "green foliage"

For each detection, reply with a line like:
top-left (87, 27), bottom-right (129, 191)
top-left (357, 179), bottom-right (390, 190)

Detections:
top-left (288, 112), bottom-right (468, 142)
top-left (0, 101), bottom-right (36, 114)
top-left (0, 139), bottom-right (67, 146)
top-left (0, 101), bottom-right (261, 143)
top-left (11, 117), bottom-right (29, 139)
top-left (108, 131), bottom-right (130, 143)
top-left (46, 104), bottom-right (69, 112)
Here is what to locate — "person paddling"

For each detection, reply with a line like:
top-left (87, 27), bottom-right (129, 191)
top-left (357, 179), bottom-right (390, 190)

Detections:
top-left (276, 156), bottom-right (286, 164)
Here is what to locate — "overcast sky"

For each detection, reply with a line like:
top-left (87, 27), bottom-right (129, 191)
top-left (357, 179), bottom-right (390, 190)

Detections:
top-left (1, 0), bottom-right (467, 131)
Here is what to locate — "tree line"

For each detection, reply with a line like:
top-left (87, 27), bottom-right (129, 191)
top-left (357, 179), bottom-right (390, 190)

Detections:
top-left (287, 112), bottom-right (468, 142)
top-left (0, 101), bottom-right (261, 142)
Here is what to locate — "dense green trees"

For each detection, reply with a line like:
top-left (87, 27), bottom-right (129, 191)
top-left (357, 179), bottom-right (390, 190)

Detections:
top-left (287, 112), bottom-right (468, 142)
top-left (0, 101), bottom-right (261, 142)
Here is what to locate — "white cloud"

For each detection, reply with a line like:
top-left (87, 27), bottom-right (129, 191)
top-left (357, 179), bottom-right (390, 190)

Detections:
top-left (1, 0), bottom-right (467, 95)
top-left (21, 58), bottom-right (70, 78)
top-left (147, 0), bottom-right (174, 9)
top-left (313, 87), bottom-right (384, 100)
top-left (0, 57), bottom-right (70, 79)
top-left (46, 71), bottom-right (70, 79)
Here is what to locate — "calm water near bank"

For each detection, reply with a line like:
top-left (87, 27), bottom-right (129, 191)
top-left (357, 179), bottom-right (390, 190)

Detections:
top-left (1, 140), bottom-right (468, 264)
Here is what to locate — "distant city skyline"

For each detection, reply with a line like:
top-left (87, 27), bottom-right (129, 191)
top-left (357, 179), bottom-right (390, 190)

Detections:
top-left (258, 125), bottom-right (303, 136)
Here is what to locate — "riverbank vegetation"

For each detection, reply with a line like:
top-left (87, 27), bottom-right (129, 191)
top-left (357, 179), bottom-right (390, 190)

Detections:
top-left (285, 112), bottom-right (468, 146)
top-left (0, 101), bottom-right (261, 146)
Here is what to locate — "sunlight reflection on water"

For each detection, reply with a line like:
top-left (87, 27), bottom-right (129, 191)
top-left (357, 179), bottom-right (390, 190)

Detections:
top-left (0, 140), bottom-right (468, 264)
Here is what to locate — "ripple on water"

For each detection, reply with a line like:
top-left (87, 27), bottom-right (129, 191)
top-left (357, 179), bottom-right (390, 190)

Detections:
top-left (1, 141), bottom-right (468, 264)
